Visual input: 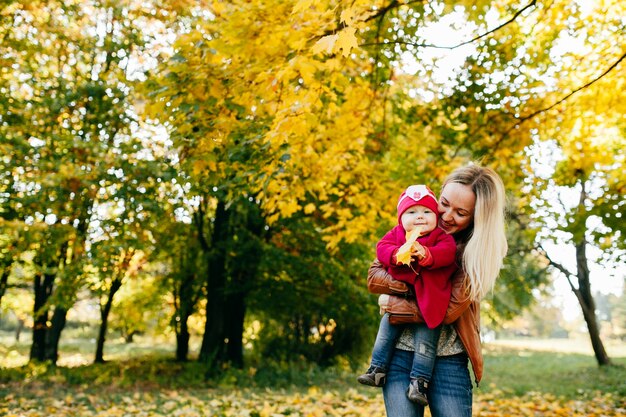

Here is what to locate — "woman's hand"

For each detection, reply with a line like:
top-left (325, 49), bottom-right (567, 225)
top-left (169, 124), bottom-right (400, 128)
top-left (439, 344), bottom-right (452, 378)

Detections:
top-left (367, 259), bottom-right (411, 295)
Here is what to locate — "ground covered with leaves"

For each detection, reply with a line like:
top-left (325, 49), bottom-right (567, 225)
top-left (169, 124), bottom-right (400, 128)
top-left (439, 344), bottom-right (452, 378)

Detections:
top-left (1, 382), bottom-right (624, 417)
top-left (1, 339), bottom-right (625, 416)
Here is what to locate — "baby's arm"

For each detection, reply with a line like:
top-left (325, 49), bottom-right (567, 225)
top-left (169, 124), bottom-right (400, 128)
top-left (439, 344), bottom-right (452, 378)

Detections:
top-left (376, 229), bottom-right (402, 267)
top-left (413, 232), bottom-right (456, 269)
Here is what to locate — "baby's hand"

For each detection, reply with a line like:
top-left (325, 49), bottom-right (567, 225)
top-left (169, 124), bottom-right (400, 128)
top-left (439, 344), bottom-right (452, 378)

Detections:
top-left (411, 242), bottom-right (426, 260)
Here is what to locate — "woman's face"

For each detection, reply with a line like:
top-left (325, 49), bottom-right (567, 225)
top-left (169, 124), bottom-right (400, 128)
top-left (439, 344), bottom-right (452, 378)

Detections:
top-left (438, 182), bottom-right (476, 234)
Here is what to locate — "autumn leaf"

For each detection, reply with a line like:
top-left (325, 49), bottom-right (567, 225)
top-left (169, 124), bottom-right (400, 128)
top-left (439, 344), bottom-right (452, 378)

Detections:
top-left (311, 27), bottom-right (358, 57)
top-left (395, 227), bottom-right (422, 265)
top-left (335, 26), bottom-right (358, 56)
top-left (340, 7), bottom-right (356, 25)
top-left (312, 33), bottom-right (338, 55)
top-left (293, 0), bottom-right (318, 14)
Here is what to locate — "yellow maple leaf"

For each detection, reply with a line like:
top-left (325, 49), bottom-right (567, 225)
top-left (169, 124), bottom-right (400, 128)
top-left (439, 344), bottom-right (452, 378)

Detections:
top-left (292, 0), bottom-right (317, 14)
top-left (334, 27), bottom-right (358, 56)
top-left (312, 34), bottom-right (338, 55)
top-left (340, 7), bottom-right (356, 25)
top-left (395, 226), bottom-right (422, 265)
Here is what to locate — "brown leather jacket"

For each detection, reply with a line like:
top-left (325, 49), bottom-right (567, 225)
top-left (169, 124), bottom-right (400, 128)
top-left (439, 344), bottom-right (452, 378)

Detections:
top-left (367, 259), bottom-right (483, 384)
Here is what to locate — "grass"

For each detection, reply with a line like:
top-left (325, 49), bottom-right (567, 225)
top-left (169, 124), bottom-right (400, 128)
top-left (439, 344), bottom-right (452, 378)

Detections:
top-left (481, 342), bottom-right (626, 399)
top-left (1, 331), bottom-right (625, 416)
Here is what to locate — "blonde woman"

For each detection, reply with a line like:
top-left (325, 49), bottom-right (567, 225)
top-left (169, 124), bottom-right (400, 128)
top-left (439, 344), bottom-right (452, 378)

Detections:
top-left (368, 165), bottom-right (508, 417)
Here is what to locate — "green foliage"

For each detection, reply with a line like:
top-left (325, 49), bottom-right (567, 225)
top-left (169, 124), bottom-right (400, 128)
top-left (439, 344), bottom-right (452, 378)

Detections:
top-left (248, 214), bottom-right (377, 365)
top-left (0, 0), bottom-right (176, 362)
top-left (109, 274), bottom-right (169, 342)
top-left (485, 208), bottom-right (548, 324)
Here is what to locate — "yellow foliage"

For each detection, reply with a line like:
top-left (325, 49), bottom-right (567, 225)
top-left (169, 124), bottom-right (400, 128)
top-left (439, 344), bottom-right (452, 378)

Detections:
top-left (137, 0), bottom-right (626, 253)
top-left (292, 0), bottom-right (320, 14)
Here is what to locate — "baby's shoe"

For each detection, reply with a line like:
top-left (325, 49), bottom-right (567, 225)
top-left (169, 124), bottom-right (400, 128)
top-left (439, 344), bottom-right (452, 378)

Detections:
top-left (357, 366), bottom-right (386, 387)
top-left (407, 377), bottom-right (429, 405)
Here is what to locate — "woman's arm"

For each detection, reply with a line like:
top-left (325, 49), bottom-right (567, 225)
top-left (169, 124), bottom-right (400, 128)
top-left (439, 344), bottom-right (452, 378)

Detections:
top-left (367, 259), bottom-right (411, 295)
top-left (441, 268), bottom-right (472, 324)
top-left (367, 259), bottom-right (472, 324)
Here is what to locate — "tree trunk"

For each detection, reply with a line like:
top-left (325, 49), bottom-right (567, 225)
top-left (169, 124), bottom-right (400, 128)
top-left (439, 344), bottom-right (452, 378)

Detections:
top-left (30, 271), bottom-right (55, 362)
top-left (196, 197), bottom-right (264, 369)
top-left (44, 306), bottom-right (67, 363)
top-left (0, 261), bottom-right (11, 309)
top-left (224, 290), bottom-right (246, 367)
top-left (123, 330), bottom-right (135, 343)
top-left (174, 272), bottom-right (196, 362)
top-left (95, 278), bottom-right (122, 363)
top-left (15, 319), bottom-right (24, 341)
top-left (198, 200), bottom-right (229, 367)
top-left (31, 318), bottom-right (49, 362)
top-left (224, 204), bottom-right (263, 367)
top-left (176, 322), bottom-right (190, 361)
top-left (575, 241), bottom-right (611, 366)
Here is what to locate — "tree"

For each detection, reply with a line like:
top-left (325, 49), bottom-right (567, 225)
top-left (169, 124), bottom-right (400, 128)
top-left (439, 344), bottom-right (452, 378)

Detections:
top-left (140, 0), bottom-right (553, 369)
top-left (517, 2), bottom-right (625, 365)
top-left (0, 0), bottom-right (171, 363)
top-left (343, 0), bottom-right (625, 366)
top-left (141, 0), bottom-right (392, 369)
top-left (248, 213), bottom-right (375, 365)
top-left (159, 223), bottom-right (204, 362)
top-left (534, 173), bottom-right (622, 366)
top-left (88, 247), bottom-right (147, 363)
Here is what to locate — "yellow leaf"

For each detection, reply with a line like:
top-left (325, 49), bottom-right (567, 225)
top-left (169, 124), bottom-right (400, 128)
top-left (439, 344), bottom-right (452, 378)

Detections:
top-left (395, 227), bottom-right (423, 265)
top-left (340, 7), bottom-right (356, 25)
top-left (293, 0), bottom-right (317, 14)
top-left (212, 1), bottom-right (225, 16)
top-left (335, 27), bottom-right (358, 56)
top-left (312, 34), bottom-right (338, 55)
top-left (293, 57), bottom-right (317, 85)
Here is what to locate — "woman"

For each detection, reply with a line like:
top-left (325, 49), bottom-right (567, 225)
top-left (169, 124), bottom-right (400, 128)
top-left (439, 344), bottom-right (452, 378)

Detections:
top-left (368, 165), bottom-right (508, 417)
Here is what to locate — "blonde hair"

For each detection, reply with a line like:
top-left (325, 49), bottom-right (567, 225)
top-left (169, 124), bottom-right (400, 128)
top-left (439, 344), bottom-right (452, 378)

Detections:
top-left (444, 165), bottom-right (508, 300)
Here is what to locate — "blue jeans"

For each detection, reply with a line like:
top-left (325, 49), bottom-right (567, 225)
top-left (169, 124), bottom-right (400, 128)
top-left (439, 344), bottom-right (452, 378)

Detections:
top-left (383, 349), bottom-right (473, 417)
top-left (370, 313), bottom-right (441, 381)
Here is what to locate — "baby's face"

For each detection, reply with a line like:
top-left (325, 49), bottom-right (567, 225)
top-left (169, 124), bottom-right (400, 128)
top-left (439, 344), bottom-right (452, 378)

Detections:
top-left (401, 204), bottom-right (437, 234)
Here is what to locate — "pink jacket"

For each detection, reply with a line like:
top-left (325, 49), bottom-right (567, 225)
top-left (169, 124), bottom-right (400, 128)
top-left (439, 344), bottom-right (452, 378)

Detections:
top-left (376, 226), bottom-right (457, 328)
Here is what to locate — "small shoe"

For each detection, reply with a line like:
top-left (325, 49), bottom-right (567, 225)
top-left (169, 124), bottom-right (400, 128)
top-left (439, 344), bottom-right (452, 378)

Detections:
top-left (407, 378), bottom-right (429, 405)
top-left (357, 366), bottom-right (386, 387)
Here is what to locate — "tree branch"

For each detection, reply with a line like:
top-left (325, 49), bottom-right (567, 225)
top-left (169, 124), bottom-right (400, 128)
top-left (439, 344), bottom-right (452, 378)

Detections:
top-left (538, 244), bottom-right (577, 293)
top-left (488, 51), bottom-right (626, 155)
top-left (361, 0), bottom-right (537, 50)
top-left (538, 244), bottom-right (600, 319)
top-left (363, 0), bottom-right (400, 23)
top-left (516, 51), bottom-right (626, 123)
top-left (317, 0), bottom-right (425, 38)
top-left (441, 0), bottom-right (537, 50)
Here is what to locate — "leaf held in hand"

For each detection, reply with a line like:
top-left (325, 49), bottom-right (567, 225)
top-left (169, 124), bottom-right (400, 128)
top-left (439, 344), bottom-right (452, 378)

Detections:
top-left (395, 227), bottom-right (422, 265)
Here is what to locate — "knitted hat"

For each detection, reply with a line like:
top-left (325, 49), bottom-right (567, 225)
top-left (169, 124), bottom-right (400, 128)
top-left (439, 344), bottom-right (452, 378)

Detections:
top-left (397, 184), bottom-right (439, 223)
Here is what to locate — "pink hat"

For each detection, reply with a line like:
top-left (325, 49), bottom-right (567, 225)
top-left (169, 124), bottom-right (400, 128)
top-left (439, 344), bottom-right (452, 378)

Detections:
top-left (397, 185), bottom-right (439, 223)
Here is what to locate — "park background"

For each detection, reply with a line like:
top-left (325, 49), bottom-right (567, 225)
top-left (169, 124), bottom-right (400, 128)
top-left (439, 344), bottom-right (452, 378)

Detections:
top-left (1, 0), bottom-right (624, 416)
